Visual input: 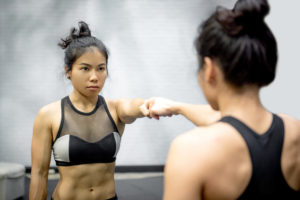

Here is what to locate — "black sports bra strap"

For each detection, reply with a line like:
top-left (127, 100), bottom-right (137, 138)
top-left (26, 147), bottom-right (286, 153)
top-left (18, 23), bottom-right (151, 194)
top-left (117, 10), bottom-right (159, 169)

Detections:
top-left (219, 116), bottom-right (259, 157)
top-left (219, 114), bottom-right (284, 151)
top-left (99, 95), bottom-right (119, 133)
top-left (53, 97), bottom-right (66, 145)
top-left (219, 114), bottom-right (285, 164)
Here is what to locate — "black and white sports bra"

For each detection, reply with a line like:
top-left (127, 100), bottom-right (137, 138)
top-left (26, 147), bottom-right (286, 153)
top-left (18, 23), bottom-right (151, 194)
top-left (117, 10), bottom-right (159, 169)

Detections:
top-left (52, 95), bottom-right (121, 166)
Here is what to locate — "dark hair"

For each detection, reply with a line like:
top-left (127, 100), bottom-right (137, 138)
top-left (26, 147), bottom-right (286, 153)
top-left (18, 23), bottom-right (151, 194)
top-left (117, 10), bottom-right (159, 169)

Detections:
top-left (195, 0), bottom-right (277, 87)
top-left (58, 21), bottom-right (109, 72)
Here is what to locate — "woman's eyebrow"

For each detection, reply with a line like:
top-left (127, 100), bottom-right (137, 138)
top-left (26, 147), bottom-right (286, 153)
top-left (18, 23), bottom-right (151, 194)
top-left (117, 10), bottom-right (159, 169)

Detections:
top-left (79, 63), bottom-right (106, 66)
top-left (79, 63), bottom-right (91, 66)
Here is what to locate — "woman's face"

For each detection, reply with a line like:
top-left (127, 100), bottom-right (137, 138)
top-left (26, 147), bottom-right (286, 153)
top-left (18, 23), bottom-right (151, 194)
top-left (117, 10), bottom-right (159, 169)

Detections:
top-left (67, 47), bottom-right (107, 98)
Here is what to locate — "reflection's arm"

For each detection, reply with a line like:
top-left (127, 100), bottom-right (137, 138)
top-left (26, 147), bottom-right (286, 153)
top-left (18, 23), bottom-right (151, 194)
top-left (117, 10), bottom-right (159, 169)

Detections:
top-left (145, 97), bottom-right (221, 126)
top-left (115, 98), bottom-right (148, 124)
top-left (29, 108), bottom-right (52, 200)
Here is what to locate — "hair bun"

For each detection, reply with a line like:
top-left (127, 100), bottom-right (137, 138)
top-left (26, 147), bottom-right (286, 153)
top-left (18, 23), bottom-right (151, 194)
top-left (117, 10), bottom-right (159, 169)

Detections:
top-left (234, 0), bottom-right (269, 23)
top-left (78, 21), bottom-right (91, 37)
top-left (216, 7), bottom-right (243, 36)
top-left (216, 0), bottom-right (270, 36)
top-left (58, 21), bottom-right (92, 49)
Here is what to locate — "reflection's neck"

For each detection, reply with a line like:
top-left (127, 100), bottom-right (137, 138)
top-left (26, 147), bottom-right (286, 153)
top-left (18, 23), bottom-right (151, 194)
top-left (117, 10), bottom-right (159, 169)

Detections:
top-left (69, 90), bottom-right (98, 112)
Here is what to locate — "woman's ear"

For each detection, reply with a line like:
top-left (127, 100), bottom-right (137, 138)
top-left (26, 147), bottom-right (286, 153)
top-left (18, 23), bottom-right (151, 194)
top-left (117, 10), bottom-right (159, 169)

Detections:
top-left (203, 57), bottom-right (217, 86)
top-left (65, 65), bottom-right (71, 79)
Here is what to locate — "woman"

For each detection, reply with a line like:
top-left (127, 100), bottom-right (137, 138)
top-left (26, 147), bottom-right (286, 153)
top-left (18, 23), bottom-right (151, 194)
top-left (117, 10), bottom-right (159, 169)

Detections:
top-left (29, 21), bottom-right (149, 200)
top-left (146, 0), bottom-right (300, 199)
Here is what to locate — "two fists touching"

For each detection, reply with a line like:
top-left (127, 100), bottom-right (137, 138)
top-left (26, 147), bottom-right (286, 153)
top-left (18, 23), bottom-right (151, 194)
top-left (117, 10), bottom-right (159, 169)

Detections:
top-left (139, 97), bottom-right (221, 126)
top-left (140, 97), bottom-right (180, 120)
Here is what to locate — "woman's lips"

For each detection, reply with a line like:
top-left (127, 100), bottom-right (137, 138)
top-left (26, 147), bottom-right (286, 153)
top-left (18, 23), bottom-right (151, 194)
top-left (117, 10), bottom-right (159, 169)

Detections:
top-left (87, 86), bottom-right (99, 90)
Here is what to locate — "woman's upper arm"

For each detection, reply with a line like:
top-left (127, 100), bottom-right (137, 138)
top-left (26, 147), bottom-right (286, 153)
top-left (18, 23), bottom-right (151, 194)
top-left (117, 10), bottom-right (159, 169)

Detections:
top-left (115, 98), bottom-right (146, 124)
top-left (163, 130), bottom-right (208, 200)
top-left (31, 106), bottom-right (53, 176)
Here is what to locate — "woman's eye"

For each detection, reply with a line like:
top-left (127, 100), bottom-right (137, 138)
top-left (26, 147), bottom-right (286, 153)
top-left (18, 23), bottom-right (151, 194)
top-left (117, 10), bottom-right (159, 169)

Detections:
top-left (81, 67), bottom-right (89, 71)
top-left (99, 67), bottom-right (105, 71)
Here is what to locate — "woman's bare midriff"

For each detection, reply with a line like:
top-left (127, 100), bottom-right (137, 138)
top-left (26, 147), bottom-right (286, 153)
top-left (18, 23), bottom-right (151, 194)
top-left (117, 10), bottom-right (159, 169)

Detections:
top-left (52, 162), bottom-right (116, 200)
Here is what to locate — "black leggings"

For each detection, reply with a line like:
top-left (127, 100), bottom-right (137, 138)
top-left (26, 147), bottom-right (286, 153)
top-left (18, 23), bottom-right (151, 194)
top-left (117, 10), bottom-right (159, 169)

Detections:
top-left (107, 195), bottom-right (118, 200)
top-left (51, 195), bottom-right (117, 200)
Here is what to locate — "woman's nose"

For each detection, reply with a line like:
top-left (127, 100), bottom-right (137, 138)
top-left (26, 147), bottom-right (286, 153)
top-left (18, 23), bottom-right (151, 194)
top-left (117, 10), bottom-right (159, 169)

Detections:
top-left (89, 70), bottom-right (98, 82)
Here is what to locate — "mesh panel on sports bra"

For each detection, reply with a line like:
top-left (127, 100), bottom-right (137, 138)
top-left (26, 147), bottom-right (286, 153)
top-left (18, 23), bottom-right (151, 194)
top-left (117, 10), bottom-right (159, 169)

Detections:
top-left (59, 96), bottom-right (116, 143)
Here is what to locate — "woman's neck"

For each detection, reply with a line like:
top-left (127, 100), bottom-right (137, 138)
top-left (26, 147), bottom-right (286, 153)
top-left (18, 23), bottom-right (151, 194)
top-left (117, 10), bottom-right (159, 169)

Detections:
top-left (69, 90), bottom-right (99, 112)
top-left (217, 84), bottom-right (273, 134)
top-left (218, 84), bottom-right (267, 119)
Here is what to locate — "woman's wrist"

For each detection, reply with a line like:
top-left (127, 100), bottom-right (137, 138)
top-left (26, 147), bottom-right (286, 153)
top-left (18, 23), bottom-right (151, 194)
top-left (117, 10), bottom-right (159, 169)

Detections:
top-left (171, 101), bottom-right (183, 115)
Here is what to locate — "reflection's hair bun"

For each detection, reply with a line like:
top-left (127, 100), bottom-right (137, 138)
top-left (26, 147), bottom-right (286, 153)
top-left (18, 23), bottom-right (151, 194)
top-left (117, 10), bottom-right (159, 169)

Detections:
top-left (216, 0), bottom-right (270, 36)
top-left (58, 21), bottom-right (91, 49)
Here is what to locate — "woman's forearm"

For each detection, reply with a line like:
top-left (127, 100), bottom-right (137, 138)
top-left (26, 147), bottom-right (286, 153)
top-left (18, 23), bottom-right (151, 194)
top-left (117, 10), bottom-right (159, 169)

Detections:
top-left (175, 103), bottom-right (221, 126)
top-left (29, 172), bottom-right (48, 200)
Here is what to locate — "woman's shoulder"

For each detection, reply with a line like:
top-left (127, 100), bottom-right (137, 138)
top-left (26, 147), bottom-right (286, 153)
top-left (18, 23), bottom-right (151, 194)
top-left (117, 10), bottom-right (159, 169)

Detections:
top-left (102, 96), bottom-right (131, 114)
top-left (101, 96), bottom-right (118, 112)
top-left (100, 96), bottom-right (121, 118)
top-left (173, 122), bottom-right (240, 148)
top-left (278, 113), bottom-right (300, 128)
top-left (103, 96), bottom-right (130, 107)
top-left (278, 113), bottom-right (300, 142)
top-left (170, 122), bottom-right (244, 163)
top-left (166, 122), bottom-right (247, 182)
top-left (36, 100), bottom-right (61, 120)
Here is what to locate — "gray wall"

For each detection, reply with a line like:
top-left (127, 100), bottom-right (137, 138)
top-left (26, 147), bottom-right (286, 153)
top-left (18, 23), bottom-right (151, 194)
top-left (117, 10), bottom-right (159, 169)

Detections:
top-left (0, 0), bottom-right (299, 167)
